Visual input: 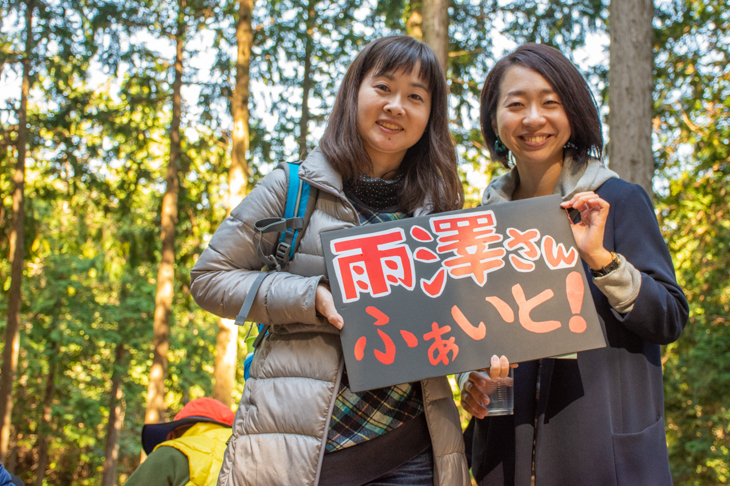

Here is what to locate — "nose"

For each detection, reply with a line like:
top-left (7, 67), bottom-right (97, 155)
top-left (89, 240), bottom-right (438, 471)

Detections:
top-left (523, 103), bottom-right (546, 127)
top-left (384, 94), bottom-right (405, 116)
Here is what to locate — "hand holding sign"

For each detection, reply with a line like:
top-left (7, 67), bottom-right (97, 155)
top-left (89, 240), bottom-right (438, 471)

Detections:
top-left (315, 285), bottom-right (344, 330)
top-left (561, 191), bottom-right (613, 270)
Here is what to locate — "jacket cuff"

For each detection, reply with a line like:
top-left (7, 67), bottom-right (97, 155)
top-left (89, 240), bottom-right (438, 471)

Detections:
top-left (267, 275), bottom-right (324, 325)
top-left (591, 253), bottom-right (641, 314)
top-left (456, 372), bottom-right (469, 394)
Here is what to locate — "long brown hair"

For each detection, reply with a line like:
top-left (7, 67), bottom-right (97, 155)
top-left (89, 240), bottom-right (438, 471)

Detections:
top-left (320, 36), bottom-right (463, 213)
top-left (480, 43), bottom-right (604, 168)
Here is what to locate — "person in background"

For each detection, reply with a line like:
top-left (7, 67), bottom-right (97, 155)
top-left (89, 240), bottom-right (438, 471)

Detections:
top-left (459, 43), bottom-right (689, 486)
top-left (191, 36), bottom-right (469, 486)
top-left (126, 397), bottom-right (235, 486)
top-left (0, 462), bottom-right (23, 486)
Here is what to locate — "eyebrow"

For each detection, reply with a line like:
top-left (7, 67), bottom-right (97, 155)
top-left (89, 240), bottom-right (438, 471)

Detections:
top-left (375, 72), bottom-right (429, 91)
top-left (504, 88), bottom-right (556, 97)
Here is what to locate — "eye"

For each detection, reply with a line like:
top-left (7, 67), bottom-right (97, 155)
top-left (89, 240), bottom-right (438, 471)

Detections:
top-left (410, 93), bottom-right (424, 101)
top-left (545, 99), bottom-right (562, 106)
top-left (374, 83), bottom-right (390, 92)
top-left (506, 101), bottom-right (523, 108)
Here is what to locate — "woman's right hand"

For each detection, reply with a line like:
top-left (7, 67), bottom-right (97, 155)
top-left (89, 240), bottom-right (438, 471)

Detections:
top-left (315, 284), bottom-right (344, 330)
top-left (461, 355), bottom-right (516, 419)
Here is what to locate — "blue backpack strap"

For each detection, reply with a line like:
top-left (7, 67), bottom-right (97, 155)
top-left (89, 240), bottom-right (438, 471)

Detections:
top-left (243, 352), bottom-right (254, 380)
top-left (276, 162), bottom-right (311, 264)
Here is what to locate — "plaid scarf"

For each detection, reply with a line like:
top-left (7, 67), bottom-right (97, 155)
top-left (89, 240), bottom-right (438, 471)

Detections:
top-left (325, 189), bottom-right (424, 453)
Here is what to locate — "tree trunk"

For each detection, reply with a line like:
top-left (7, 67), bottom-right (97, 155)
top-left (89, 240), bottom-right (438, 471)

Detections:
top-left (422, 0), bottom-right (449, 72)
top-left (4, 374), bottom-right (26, 474)
top-left (144, 4), bottom-right (185, 433)
top-left (5, 439), bottom-right (17, 473)
top-left (213, 0), bottom-right (254, 408)
top-left (34, 340), bottom-right (57, 486)
top-left (406, 1), bottom-right (423, 41)
top-left (608, 0), bottom-right (654, 194)
top-left (101, 342), bottom-right (127, 486)
top-left (298, 0), bottom-right (316, 160)
top-left (213, 320), bottom-right (238, 406)
top-left (0, 0), bottom-right (34, 464)
top-left (228, 0), bottom-right (253, 211)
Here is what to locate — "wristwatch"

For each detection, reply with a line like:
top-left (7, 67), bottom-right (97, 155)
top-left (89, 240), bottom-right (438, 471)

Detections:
top-left (590, 252), bottom-right (620, 278)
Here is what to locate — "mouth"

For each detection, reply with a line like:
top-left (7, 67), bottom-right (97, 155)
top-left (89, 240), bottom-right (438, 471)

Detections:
top-left (519, 134), bottom-right (551, 145)
top-left (377, 121), bottom-right (404, 132)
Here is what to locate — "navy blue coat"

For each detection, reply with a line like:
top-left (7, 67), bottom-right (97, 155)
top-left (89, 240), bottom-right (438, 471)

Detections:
top-left (469, 178), bottom-right (689, 486)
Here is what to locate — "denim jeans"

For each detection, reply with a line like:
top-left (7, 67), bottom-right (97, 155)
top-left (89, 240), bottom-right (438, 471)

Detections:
top-left (365, 448), bottom-right (434, 486)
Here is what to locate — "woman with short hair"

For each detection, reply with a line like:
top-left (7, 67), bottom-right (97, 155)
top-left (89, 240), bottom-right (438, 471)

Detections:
top-left (459, 43), bottom-right (688, 486)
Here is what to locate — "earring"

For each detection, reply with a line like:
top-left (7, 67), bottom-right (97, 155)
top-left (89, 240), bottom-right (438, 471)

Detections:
top-left (494, 135), bottom-right (509, 155)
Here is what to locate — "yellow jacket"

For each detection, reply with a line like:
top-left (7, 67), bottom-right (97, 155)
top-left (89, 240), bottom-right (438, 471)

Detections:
top-left (154, 422), bottom-right (232, 486)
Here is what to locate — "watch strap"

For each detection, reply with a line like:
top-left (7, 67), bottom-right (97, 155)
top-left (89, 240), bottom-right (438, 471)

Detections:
top-left (590, 252), bottom-right (620, 278)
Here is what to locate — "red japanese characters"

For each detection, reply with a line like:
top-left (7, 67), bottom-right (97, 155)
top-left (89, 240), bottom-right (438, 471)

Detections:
top-left (352, 269), bottom-right (588, 370)
top-left (431, 211), bottom-right (506, 286)
top-left (331, 228), bottom-right (415, 303)
top-left (329, 212), bottom-right (581, 304)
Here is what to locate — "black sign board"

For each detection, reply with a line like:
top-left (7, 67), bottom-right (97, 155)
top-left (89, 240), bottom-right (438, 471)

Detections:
top-left (320, 195), bottom-right (606, 392)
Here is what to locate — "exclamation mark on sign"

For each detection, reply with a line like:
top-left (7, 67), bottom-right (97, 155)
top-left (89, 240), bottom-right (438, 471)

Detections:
top-left (566, 271), bottom-right (587, 333)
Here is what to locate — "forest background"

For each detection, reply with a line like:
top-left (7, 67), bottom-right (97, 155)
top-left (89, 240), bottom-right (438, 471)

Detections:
top-left (0, 0), bottom-right (727, 484)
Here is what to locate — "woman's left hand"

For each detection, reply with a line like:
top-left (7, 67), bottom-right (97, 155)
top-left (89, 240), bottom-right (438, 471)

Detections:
top-left (460, 355), bottom-right (517, 419)
top-left (560, 192), bottom-right (613, 270)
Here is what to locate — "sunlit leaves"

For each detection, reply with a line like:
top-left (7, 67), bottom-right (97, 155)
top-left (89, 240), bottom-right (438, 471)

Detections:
top-left (654, 0), bottom-right (730, 482)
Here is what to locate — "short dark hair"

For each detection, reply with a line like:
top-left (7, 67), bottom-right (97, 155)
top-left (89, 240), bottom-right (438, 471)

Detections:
top-left (480, 43), bottom-right (603, 169)
top-left (320, 36), bottom-right (463, 213)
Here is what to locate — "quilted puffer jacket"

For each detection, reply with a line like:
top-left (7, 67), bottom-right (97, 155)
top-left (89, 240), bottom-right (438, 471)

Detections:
top-left (190, 147), bottom-right (470, 486)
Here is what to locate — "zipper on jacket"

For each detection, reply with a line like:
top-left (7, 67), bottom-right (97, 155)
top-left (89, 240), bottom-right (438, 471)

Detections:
top-left (314, 357), bottom-right (345, 485)
top-left (531, 360), bottom-right (542, 486)
top-left (286, 171), bottom-right (353, 484)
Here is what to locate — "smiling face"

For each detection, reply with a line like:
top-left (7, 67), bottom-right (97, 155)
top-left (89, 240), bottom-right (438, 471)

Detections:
top-left (356, 66), bottom-right (432, 178)
top-left (492, 65), bottom-right (572, 171)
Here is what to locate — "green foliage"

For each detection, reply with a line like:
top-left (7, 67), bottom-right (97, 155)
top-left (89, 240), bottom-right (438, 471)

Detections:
top-left (1, 0), bottom-right (229, 480)
top-left (654, 0), bottom-right (730, 482)
top-left (249, 0), bottom-right (371, 166)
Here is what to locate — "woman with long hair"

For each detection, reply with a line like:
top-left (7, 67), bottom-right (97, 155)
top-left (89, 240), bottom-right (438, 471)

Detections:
top-left (459, 43), bottom-right (688, 485)
top-left (191, 36), bottom-right (469, 486)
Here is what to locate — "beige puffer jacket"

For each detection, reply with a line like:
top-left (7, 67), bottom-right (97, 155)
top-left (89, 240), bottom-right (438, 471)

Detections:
top-left (191, 147), bottom-right (469, 486)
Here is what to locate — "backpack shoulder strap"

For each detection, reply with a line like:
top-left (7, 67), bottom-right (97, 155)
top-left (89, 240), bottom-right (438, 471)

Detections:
top-left (234, 161), bottom-right (318, 331)
top-left (241, 162), bottom-right (319, 375)
top-left (277, 161), bottom-right (317, 266)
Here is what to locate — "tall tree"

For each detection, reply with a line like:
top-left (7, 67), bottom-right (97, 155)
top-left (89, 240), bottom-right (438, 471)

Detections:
top-left (228, 0), bottom-right (254, 211)
top-left (213, 0), bottom-right (254, 407)
top-left (145, 0), bottom-right (187, 428)
top-left (608, 0), bottom-right (654, 193)
top-left (101, 342), bottom-right (127, 486)
top-left (33, 339), bottom-right (57, 486)
top-left (0, 0), bottom-right (34, 464)
top-left (297, 0), bottom-right (316, 159)
top-left (422, 0), bottom-right (448, 71)
top-left (406, 1), bottom-right (423, 40)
